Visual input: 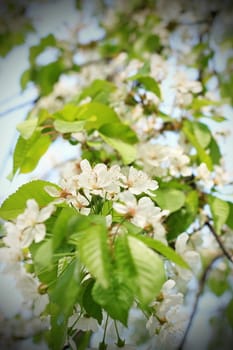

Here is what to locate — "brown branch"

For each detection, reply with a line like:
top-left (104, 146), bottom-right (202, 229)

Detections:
top-left (205, 221), bottom-right (233, 264)
top-left (177, 253), bottom-right (224, 350)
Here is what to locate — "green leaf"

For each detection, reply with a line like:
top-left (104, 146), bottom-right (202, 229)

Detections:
top-left (167, 191), bottom-right (199, 240)
top-left (55, 102), bottom-right (119, 130)
top-left (99, 122), bottom-right (138, 144)
top-left (226, 299), bottom-right (233, 329)
top-left (48, 259), bottom-right (80, 350)
top-left (193, 122), bottom-right (212, 149)
top-left (92, 276), bottom-right (133, 326)
top-left (16, 118), bottom-right (38, 139)
top-left (52, 207), bottom-right (78, 251)
top-left (153, 188), bottom-right (185, 213)
top-left (53, 119), bottom-right (85, 133)
top-left (33, 59), bottom-right (65, 96)
top-left (182, 120), bottom-right (213, 170)
top-left (30, 239), bottom-right (57, 284)
top-left (78, 79), bottom-right (116, 104)
top-left (29, 34), bottom-right (57, 65)
top-left (226, 202), bottom-right (233, 230)
top-left (209, 137), bottom-right (221, 165)
top-left (82, 279), bottom-right (103, 324)
top-left (20, 69), bottom-right (31, 90)
top-left (134, 235), bottom-right (189, 269)
top-left (100, 133), bottom-right (136, 164)
top-left (127, 236), bottom-right (165, 305)
top-left (211, 116), bottom-right (226, 122)
top-left (0, 180), bottom-right (59, 220)
top-left (129, 75), bottom-right (161, 98)
top-left (191, 97), bottom-right (221, 110)
top-left (13, 132), bottom-right (51, 174)
top-left (208, 195), bottom-right (230, 234)
top-left (74, 216), bottom-right (112, 288)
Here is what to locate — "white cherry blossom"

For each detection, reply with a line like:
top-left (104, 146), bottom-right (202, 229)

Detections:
top-left (16, 199), bottom-right (55, 247)
top-left (78, 159), bottom-right (123, 198)
top-left (121, 166), bottom-right (158, 195)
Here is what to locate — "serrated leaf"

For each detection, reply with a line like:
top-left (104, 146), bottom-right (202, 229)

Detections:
top-left (16, 118), bottom-right (38, 139)
top-left (208, 195), bottom-right (230, 234)
top-left (53, 119), bottom-right (85, 133)
top-left (133, 235), bottom-right (189, 269)
top-left (127, 236), bottom-right (165, 305)
top-left (74, 218), bottom-right (112, 288)
top-left (100, 133), bottom-right (136, 164)
top-left (13, 132), bottom-right (51, 174)
top-left (0, 180), bottom-right (59, 220)
top-left (153, 188), bottom-right (185, 213)
top-left (48, 259), bottom-right (80, 350)
top-left (52, 207), bottom-right (78, 251)
top-left (92, 277), bottom-right (133, 326)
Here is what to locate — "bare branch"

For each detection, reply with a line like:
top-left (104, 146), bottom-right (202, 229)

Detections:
top-left (205, 221), bottom-right (233, 264)
top-left (177, 254), bottom-right (224, 350)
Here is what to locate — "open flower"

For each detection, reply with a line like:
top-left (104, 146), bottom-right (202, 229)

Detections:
top-left (78, 159), bottom-right (123, 198)
top-left (113, 191), bottom-right (168, 242)
top-left (16, 199), bottom-right (55, 247)
top-left (121, 166), bottom-right (158, 195)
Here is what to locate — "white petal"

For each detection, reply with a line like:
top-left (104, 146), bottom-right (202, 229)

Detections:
top-left (37, 204), bottom-right (55, 222)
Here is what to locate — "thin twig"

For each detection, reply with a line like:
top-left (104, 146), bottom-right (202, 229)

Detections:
top-left (205, 221), bottom-right (233, 264)
top-left (177, 253), bottom-right (223, 350)
top-left (0, 97), bottom-right (39, 118)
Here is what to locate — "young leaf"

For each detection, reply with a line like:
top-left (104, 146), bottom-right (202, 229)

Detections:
top-left (133, 235), bottom-right (189, 269)
top-left (74, 218), bottom-right (112, 288)
top-left (92, 276), bottom-right (134, 326)
top-left (167, 191), bottom-right (199, 240)
top-left (0, 180), bottom-right (60, 220)
top-left (209, 137), bottom-right (221, 165)
top-left (182, 120), bottom-right (213, 170)
top-left (53, 119), bottom-right (85, 133)
top-left (127, 235), bottom-right (165, 305)
top-left (16, 118), bottom-right (38, 139)
top-left (99, 122), bottom-right (138, 144)
top-left (13, 132), bottom-right (51, 174)
top-left (208, 195), bottom-right (230, 234)
top-left (52, 207), bottom-right (78, 251)
top-left (129, 75), bottom-right (161, 98)
top-left (100, 133), bottom-right (136, 164)
top-left (30, 239), bottom-right (57, 284)
top-left (153, 188), bottom-right (185, 213)
top-left (193, 122), bottom-right (212, 149)
top-left (78, 79), bottom-right (116, 104)
top-left (48, 259), bottom-right (80, 350)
